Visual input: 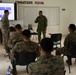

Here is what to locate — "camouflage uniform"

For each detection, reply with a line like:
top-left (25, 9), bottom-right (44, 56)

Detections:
top-left (35, 15), bottom-right (47, 42)
top-left (1, 15), bottom-right (9, 53)
top-left (10, 40), bottom-right (39, 61)
top-left (56, 32), bottom-right (76, 55)
top-left (8, 32), bottom-right (22, 49)
top-left (28, 55), bottom-right (64, 75)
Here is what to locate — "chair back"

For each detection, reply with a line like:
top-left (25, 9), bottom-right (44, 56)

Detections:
top-left (28, 24), bottom-right (33, 30)
top-left (15, 52), bottom-right (36, 65)
top-left (28, 24), bottom-right (38, 35)
top-left (51, 33), bottom-right (62, 42)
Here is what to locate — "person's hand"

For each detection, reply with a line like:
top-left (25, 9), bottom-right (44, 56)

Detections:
top-left (34, 19), bottom-right (38, 23)
top-left (38, 46), bottom-right (41, 53)
top-left (45, 27), bottom-right (47, 31)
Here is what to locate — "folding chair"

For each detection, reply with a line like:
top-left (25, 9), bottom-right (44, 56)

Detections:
top-left (28, 24), bottom-right (38, 40)
top-left (63, 46), bottom-right (76, 73)
top-left (12, 52), bottom-right (36, 75)
top-left (49, 33), bottom-right (62, 48)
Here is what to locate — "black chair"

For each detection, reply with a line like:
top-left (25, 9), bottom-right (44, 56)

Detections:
top-left (63, 46), bottom-right (76, 73)
top-left (28, 24), bottom-right (38, 40)
top-left (49, 33), bottom-right (62, 48)
top-left (12, 52), bottom-right (36, 75)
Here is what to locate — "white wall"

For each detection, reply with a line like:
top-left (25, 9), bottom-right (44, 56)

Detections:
top-left (1, 0), bottom-right (75, 36)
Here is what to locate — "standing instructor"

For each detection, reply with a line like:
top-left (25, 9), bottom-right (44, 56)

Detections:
top-left (1, 10), bottom-right (10, 54)
top-left (35, 11), bottom-right (47, 43)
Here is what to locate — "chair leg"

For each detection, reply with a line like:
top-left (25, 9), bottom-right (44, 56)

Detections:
top-left (74, 58), bottom-right (76, 64)
top-left (67, 57), bottom-right (71, 73)
top-left (68, 64), bottom-right (71, 73)
top-left (64, 70), bottom-right (66, 75)
top-left (11, 61), bottom-right (17, 75)
top-left (56, 45), bottom-right (57, 48)
top-left (36, 35), bottom-right (38, 40)
top-left (26, 65), bottom-right (28, 73)
top-left (13, 64), bottom-right (16, 75)
top-left (60, 43), bottom-right (61, 48)
top-left (61, 55), bottom-right (66, 75)
top-left (60, 41), bottom-right (61, 48)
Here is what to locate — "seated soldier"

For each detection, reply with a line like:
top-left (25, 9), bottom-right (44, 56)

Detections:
top-left (8, 24), bottom-right (22, 49)
top-left (56, 24), bottom-right (76, 65)
top-left (10, 29), bottom-right (39, 75)
top-left (28, 38), bottom-right (64, 75)
top-left (9, 26), bottom-right (16, 36)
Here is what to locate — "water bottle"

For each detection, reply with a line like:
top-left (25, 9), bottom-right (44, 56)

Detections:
top-left (6, 66), bottom-right (11, 75)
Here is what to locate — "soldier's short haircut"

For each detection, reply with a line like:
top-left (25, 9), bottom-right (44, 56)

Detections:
top-left (40, 38), bottom-right (53, 52)
top-left (69, 24), bottom-right (76, 30)
top-left (4, 10), bottom-right (9, 13)
top-left (15, 24), bottom-right (22, 29)
top-left (39, 11), bottom-right (42, 13)
top-left (9, 26), bottom-right (15, 32)
top-left (21, 29), bottom-right (31, 38)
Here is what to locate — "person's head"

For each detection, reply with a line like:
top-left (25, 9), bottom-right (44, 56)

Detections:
top-left (15, 24), bottom-right (22, 33)
top-left (39, 11), bottom-right (43, 16)
top-left (4, 10), bottom-right (9, 16)
top-left (40, 38), bottom-right (53, 56)
top-left (21, 29), bottom-right (31, 40)
top-left (68, 24), bottom-right (76, 32)
top-left (9, 26), bottom-right (15, 32)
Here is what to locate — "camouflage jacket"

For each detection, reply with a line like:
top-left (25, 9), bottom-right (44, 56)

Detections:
top-left (1, 15), bottom-right (9, 32)
top-left (64, 32), bottom-right (76, 51)
top-left (35, 15), bottom-right (47, 31)
top-left (12, 40), bottom-right (38, 53)
top-left (10, 40), bottom-right (39, 62)
top-left (8, 32), bottom-right (22, 48)
top-left (28, 55), bottom-right (64, 75)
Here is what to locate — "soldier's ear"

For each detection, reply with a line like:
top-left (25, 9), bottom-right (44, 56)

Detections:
top-left (37, 46), bottom-right (42, 53)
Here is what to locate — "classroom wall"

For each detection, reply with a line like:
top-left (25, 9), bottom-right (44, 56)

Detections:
top-left (1, 0), bottom-right (75, 36)
top-left (70, 0), bottom-right (76, 24)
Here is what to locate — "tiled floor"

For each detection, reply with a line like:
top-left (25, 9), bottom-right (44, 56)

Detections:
top-left (0, 36), bottom-right (76, 75)
top-left (0, 45), bottom-right (29, 75)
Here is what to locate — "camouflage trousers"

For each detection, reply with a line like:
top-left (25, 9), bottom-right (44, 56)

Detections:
top-left (37, 29), bottom-right (46, 43)
top-left (56, 47), bottom-right (72, 64)
top-left (56, 47), bottom-right (70, 56)
top-left (56, 47), bottom-right (64, 55)
top-left (2, 31), bottom-right (10, 53)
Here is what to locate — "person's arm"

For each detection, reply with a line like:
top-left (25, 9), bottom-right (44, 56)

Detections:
top-left (58, 56), bottom-right (65, 75)
top-left (34, 17), bottom-right (38, 23)
top-left (64, 34), bottom-right (69, 49)
top-left (10, 43), bottom-right (20, 62)
top-left (36, 45), bottom-right (40, 57)
top-left (12, 42), bottom-right (20, 53)
top-left (44, 16), bottom-right (47, 28)
top-left (28, 63), bottom-right (36, 75)
top-left (1, 16), bottom-right (8, 25)
top-left (1, 16), bottom-right (6, 25)
top-left (8, 37), bottom-right (13, 48)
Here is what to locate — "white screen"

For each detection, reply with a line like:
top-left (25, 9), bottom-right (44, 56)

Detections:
top-left (0, 3), bottom-right (15, 20)
top-left (24, 7), bottom-right (60, 26)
